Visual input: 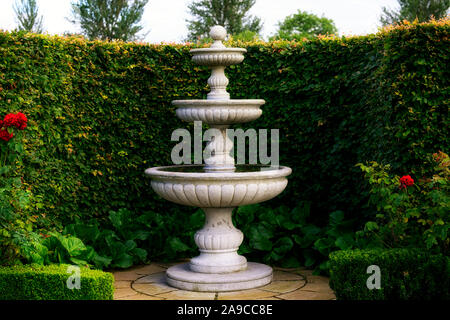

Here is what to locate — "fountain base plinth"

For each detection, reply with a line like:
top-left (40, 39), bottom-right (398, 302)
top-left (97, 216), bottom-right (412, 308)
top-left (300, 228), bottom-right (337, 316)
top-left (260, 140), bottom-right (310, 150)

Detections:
top-left (166, 262), bottom-right (272, 292)
top-left (190, 252), bottom-right (247, 273)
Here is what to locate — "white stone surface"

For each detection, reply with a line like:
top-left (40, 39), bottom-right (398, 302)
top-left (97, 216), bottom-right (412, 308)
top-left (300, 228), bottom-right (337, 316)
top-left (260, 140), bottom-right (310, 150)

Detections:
top-left (210, 25), bottom-right (227, 41)
top-left (166, 262), bottom-right (273, 292)
top-left (145, 166), bottom-right (291, 207)
top-left (190, 207), bottom-right (246, 273)
top-left (190, 27), bottom-right (246, 100)
top-left (145, 25), bottom-right (292, 293)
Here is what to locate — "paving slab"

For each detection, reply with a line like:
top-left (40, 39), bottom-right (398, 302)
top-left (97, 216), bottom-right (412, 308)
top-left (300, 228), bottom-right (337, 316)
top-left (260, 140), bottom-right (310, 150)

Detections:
top-left (259, 280), bottom-right (306, 294)
top-left (302, 275), bottom-right (334, 293)
top-left (134, 264), bottom-right (166, 275)
top-left (134, 272), bottom-right (169, 284)
top-left (277, 289), bottom-right (336, 300)
top-left (114, 287), bottom-right (141, 299)
top-left (132, 282), bottom-right (176, 296)
top-left (272, 270), bottom-right (305, 281)
top-left (116, 293), bottom-right (165, 300)
top-left (114, 280), bottom-right (132, 289)
top-left (158, 290), bottom-right (216, 300)
top-left (217, 289), bottom-right (277, 300)
top-left (112, 270), bottom-right (142, 281)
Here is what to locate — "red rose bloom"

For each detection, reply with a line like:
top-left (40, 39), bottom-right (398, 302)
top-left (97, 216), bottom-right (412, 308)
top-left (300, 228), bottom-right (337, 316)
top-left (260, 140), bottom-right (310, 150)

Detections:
top-left (16, 112), bottom-right (27, 130)
top-left (399, 175), bottom-right (414, 189)
top-left (2, 112), bottom-right (27, 130)
top-left (3, 113), bottom-right (18, 128)
top-left (0, 129), bottom-right (13, 142)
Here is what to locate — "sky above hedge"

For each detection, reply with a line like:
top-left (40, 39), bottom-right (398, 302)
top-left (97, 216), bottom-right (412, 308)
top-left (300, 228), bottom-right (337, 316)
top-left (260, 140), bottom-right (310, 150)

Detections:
top-left (0, 0), bottom-right (399, 43)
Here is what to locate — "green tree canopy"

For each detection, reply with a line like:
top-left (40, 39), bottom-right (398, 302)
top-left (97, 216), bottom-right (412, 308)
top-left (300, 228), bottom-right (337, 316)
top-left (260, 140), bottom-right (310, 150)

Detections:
top-left (186, 0), bottom-right (262, 40)
top-left (271, 10), bottom-right (337, 41)
top-left (380, 0), bottom-right (450, 26)
top-left (70, 0), bottom-right (149, 41)
top-left (13, 0), bottom-right (44, 33)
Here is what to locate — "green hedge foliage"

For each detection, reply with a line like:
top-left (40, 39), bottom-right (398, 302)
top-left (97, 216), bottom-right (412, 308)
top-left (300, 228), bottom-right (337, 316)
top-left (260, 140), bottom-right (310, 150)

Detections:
top-left (0, 20), bottom-right (448, 229)
top-left (329, 249), bottom-right (450, 300)
top-left (0, 264), bottom-right (114, 300)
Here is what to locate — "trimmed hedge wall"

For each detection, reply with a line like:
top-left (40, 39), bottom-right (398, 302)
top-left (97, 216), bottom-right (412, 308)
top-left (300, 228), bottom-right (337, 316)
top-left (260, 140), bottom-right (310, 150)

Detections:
top-left (329, 249), bottom-right (450, 300)
top-left (0, 20), bottom-right (448, 228)
top-left (0, 264), bottom-right (114, 300)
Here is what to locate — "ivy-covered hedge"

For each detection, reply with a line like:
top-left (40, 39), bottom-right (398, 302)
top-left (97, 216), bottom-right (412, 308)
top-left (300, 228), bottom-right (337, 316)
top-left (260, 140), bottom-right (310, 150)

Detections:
top-left (0, 264), bottom-right (114, 300)
top-left (329, 249), bottom-right (450, 300)
top-left (0, 20), bottom-right (448, 230)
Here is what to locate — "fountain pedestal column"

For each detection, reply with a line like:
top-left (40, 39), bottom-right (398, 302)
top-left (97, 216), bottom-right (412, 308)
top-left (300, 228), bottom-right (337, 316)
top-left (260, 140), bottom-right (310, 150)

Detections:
top-left (190, 207), bottom-right (247, 273)
top-left (166, 207), bottom-right (273, 292)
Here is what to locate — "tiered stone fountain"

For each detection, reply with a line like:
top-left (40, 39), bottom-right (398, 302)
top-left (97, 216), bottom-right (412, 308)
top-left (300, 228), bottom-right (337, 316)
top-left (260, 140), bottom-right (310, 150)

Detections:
top-left (145, 26), bottom-right (291, 292)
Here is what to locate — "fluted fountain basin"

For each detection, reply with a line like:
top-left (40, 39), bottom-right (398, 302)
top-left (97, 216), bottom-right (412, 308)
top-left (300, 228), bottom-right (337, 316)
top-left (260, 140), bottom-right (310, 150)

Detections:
top-left (190, 48), bottom-right (247, 66)
top-left (145, 165), bottom-right (291, 208)
top-left (173, 99), bottom-right (265, 125)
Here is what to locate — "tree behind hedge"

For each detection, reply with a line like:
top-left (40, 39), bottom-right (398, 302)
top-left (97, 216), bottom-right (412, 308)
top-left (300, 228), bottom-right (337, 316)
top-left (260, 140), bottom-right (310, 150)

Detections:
top-left (186, 0), bottom-right (262, 40)
top-left (381, 0), bottom-right (450, 26)
top-left (271, 10), bottom-right (337, 41)
top-left (70, 0), bottom-right (149, 41)
top-left (13, 0), bottom-right (44, 33)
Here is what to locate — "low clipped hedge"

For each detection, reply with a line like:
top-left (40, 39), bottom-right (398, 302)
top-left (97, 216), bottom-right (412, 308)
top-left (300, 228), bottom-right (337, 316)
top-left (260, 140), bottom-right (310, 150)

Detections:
top-left (329, 249), bottom-right (450, 300)
top-left (0, 264), bottom-right (114, 300)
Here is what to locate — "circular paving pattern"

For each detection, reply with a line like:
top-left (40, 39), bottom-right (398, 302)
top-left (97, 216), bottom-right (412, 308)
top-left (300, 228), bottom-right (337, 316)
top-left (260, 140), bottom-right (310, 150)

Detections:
top-left (112, 262), bottom-right (336, 300)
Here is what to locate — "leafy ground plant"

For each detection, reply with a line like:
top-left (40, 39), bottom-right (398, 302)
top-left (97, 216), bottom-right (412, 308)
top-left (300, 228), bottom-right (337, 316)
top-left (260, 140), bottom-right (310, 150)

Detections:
top-left (234, 202), bottom-right (368, 274)
top-left (356, 151), bottom-right (449, 255)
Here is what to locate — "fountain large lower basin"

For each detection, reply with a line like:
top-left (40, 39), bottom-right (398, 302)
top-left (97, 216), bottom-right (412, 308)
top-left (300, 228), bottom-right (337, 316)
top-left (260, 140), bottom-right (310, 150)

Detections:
top-left (145, 165), bottom-right (291, 208)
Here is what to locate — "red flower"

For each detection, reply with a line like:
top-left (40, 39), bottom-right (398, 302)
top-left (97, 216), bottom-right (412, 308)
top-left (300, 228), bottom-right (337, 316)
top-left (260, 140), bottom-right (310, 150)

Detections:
top-left (399, 175), bottom-right (414, 189)
top-left (2, 112), bottom-right (27, 130)
top-left (0, 129), bottom-right (13, 142)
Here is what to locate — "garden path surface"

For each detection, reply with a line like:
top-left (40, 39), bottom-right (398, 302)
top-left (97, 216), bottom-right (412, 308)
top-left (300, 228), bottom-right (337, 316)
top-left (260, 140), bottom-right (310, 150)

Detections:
top-left (112, 261), bottom-right (336, 300)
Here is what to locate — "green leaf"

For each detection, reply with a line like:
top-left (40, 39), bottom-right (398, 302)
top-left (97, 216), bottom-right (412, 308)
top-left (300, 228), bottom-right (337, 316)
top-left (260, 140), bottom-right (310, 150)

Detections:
top-left (59, 236), bottom-right (87, 257)
top-left (168, 237), bottom-right (190, 253)
top-left (113, 253), bottom-right (134, 269)
top-left (330, 211), bottom-right (345, 225)
top-left (93, 253), bottom-right (112, 268)
top-left (109, 210), bottom-right (123, 229)
top-left (272, 237), bottom-right (293, 257)
top-left (131, 247), bottom-right (147, 262)
top-left (0, 166), bottom-right (11, 176)
top-left (335, 236), bottom-right (353, 250)
top-left (130, 230), bottom-right (151, 241)
top-left (365, 221), bottom-right (379, 232)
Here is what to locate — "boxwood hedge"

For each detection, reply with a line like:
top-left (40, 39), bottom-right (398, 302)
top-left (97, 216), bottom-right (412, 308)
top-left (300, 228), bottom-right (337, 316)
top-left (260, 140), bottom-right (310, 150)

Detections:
top-left (0, 264), bottom-right (114, 300)
top-left (329, 249), bottom-right (450, 300)
top-left (0, 19), bottom-right (448, 228)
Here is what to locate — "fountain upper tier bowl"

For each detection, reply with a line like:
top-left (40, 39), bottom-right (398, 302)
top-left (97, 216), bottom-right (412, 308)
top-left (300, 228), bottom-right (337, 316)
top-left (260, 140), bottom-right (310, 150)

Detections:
top-left (173, 99), bottom-right (265, 124)
top-left (190, 48), bottom-right (247, 66)
top-left (145, 165), bottom-right (291, 208)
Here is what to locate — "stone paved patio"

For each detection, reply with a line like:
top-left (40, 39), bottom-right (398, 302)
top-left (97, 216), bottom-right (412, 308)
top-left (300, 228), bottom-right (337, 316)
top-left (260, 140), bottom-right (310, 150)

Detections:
top-left (112, 262), bottom-right (336, 300)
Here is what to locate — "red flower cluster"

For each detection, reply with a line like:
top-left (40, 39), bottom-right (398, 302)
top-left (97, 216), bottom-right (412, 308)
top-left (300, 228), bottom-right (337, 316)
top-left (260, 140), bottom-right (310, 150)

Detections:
top-left (2, 112), bottom-right (27, 130)
top-left (0, 129), bottom-right (13, 142)
top-left (399, 175), bottom-right (414, 189)
top-left (0, 112), bottom-right (27, 142)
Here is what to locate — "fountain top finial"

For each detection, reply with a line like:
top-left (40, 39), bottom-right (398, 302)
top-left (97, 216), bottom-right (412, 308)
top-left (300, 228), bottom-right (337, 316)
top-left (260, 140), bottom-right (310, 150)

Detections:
top-left (209, 26), bottom-right (227, 49)
top-left (210, 25), bottom-right (227, 41)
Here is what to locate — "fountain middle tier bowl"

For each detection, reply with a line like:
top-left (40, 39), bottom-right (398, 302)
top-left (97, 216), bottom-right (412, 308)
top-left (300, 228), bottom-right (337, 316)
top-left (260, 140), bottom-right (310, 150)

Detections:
top-left (145, 165), bottom-right (291, 208)
top-left (190, 48), bottom-right (247, 66)
top-left (172, 99), bottom-right (265, 125)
